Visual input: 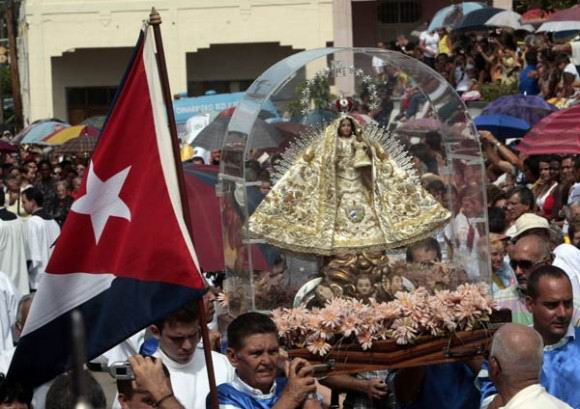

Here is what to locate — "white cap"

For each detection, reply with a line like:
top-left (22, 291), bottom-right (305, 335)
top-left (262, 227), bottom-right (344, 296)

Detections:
top-left (505, 213), bottom-right (550, 239)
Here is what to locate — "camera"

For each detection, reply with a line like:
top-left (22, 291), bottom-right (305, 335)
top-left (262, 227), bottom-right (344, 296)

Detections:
top-left (109, 361), bottom-right (135, 380)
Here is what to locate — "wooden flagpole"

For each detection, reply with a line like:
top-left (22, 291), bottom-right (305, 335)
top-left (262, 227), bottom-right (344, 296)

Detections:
top-left (148, 9), bottom-right (220, 409)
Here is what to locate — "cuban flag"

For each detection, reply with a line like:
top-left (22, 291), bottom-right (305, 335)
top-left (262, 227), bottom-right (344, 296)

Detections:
top-left (8, 24), bottom-right (206, 387)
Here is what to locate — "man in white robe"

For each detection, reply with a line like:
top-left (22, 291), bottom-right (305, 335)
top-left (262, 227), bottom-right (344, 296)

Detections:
top-left (0, 193), bottom-right (30, 294)
top-left (0, 271), bottom-right (19, 354)
top-left (21, 187), bottom-right (60, 291)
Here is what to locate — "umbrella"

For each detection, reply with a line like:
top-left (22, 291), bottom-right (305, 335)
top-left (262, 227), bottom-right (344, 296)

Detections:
top-left (517, 104), bottom-right (580, 155)
top-left (397, 118), bottom-right (442, 135)
top-left (474, 114), bottom-right (530, 140)
top-left (481, 95), bottom-right (557, 126)
top-left (521, 8), bottom-right (550, 23)
top-left (192, 109), bottom-right (284, 150)
top-left (43, 125), bottom-right (100, 145)
top-left (55, 134), bottom-right (99, 154)
top-left (15, 120), bottom-right (69, 144)
top-left (428, 2), bottom-right (487, 32)
top-left (454, 7), bottom-right (527, 31)
top-left (538, 5), bottom-right (580, 32)
top-left (80, 115), bottom-right (107, 129)
top-left (182, 164), bottom-right (274, 272)
top-left (0, 140), bottom-right (17, 153)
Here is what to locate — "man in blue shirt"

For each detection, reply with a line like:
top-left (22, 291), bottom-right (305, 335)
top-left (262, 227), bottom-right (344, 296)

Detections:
top-left (477, 265), bottom-right (580, 409)
top-left (212, 312), bottom-right (320, 409)
top-left (519, 51), bottom-right (540, 96)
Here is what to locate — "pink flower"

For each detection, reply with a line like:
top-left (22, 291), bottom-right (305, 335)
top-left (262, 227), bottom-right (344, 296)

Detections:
top-left (306, 336), bottom-right (332, 356)
top-left (357, 330), bottom-right (374, 350)
top-left (391, 317), bottom-right (418, 345)
top-left (340, 314), bottom-right (362, 337)
top-left (319, 304), bottom-right (342, 329)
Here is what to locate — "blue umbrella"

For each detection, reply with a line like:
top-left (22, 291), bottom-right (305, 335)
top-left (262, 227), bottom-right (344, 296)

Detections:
top-left (17, 120), bottom-right (69, 145)
top-left (474, 114), bottom-right (530, 140)
top-left (481, 95), bottom-right (557, 126)
top-left (428, 2), bottom-right (487, 32)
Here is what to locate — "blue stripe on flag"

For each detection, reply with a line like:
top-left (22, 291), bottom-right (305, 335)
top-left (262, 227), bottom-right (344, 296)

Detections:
top-left (8, 277), bottom-right (204, 387)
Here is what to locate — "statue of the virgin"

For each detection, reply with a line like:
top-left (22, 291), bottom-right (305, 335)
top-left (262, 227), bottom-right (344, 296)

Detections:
top-left (249, 98), bottom-right (450, 256)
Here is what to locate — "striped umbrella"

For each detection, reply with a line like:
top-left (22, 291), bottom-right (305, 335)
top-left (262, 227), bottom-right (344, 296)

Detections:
top-left (517, 104), bottom-right (580, 155)
top-left (538, 5), bottom-right (580, 32)
top-left (15, 120), bottom-right (69, 144)
top-left (43, 125), bottom-right (100, 145)
top-left (55, 134), bottom-right (99, 154)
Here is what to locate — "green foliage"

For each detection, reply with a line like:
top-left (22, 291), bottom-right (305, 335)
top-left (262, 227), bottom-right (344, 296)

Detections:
top-left (288, 75), bottom-right (336, 117)
top-left (479, 81), bottom-right (519, 102)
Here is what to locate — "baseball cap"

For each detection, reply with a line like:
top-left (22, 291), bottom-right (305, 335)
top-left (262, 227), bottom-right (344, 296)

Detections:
top-left (505, 213), bottom-right (550, 239)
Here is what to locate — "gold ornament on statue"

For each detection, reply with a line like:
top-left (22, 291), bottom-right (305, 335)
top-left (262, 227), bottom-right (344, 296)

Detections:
top-left (248, 98), bottom-right (451, 256)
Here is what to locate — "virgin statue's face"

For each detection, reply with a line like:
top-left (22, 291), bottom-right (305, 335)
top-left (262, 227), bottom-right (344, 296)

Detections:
top-left (338, 119), bottom-right (353, 137)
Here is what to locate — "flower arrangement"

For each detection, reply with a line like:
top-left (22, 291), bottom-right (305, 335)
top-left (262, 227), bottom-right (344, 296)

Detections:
top-left (272, 283), bottom-right (494, 356)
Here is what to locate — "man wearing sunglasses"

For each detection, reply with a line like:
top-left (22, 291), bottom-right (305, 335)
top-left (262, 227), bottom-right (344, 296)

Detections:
top-left (494, 234), bottom-right (553, 325)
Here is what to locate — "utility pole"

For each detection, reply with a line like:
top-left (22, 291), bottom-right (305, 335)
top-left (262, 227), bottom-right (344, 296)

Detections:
top-left (5, 0), bottom-right (23, 130)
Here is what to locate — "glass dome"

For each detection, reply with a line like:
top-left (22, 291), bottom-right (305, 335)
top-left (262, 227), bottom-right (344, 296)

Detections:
top-left (218, 48), bottom-right (490, 317)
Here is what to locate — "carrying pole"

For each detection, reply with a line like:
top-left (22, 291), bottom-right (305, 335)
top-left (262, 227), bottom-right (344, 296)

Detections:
top-left (148, 8), bottom-right (219, 409)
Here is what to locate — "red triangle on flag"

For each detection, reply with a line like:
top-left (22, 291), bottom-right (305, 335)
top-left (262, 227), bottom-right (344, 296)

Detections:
top-left (47, 33), bottom-right (203, 290)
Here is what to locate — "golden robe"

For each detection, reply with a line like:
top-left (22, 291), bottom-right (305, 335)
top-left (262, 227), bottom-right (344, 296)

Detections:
top-left (249, 117), bottom-right (451, 256)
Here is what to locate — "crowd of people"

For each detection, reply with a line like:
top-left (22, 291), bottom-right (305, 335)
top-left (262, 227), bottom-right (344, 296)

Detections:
top-left (2, 19), bottom-right (580, 409)
top-left (370, 29), bottom-right (580, 109)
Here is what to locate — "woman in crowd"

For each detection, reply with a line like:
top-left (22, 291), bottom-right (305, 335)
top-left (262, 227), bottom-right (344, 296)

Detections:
top-left (532, 156), bottom-right (559, 220)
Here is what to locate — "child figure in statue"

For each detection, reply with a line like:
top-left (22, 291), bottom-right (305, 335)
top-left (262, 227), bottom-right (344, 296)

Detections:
top-left (355, 274), bottom-right (376, 303)
top-left (249, 98), bottom-right (450, 256)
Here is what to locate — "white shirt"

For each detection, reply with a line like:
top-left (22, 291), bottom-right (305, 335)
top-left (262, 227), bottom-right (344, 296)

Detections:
top-left (112, 346), bottom-right (235, 409)
top-left (21, 212), bottom-right (60, 290)
top-left (455, 66), bottom-right (471, 92)
top-left (568, 182), bottom-right (580, 204)
top-left (419, 31), bottom-right (439, 58)
top-left (220, 373), bottom-right (280, 409)
top-left (500, 384), bottom-right (571, 409)
top-left (372, 56), bottom-right (385, 75)
top-left (158, 348), bottom-right (235, 409)
top-left (0, 217), bottom-right (29, 295)
top-left (0, 271), bottom-right (19, 353)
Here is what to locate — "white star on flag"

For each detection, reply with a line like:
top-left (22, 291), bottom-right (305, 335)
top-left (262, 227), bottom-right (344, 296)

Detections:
top-left (71, 162), bottom-right (132, 244)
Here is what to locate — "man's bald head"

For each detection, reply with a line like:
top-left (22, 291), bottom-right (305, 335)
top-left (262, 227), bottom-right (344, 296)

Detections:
top-left (490, 323), bottom-right (544, 383)
top-left (514, 235), bottom-right (551, 261)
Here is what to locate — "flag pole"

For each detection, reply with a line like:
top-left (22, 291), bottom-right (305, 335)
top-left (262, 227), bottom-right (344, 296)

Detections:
top-left (148, 9), bottom-right (219, 409)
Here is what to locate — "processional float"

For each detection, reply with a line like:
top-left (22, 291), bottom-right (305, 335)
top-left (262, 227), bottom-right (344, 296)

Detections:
top-left (216, 48), bottom-right (509, 374)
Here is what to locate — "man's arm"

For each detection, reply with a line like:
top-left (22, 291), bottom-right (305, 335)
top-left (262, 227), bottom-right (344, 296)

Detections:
top-left (320, 374), bottom-right (387, 401)
top-left (128, 355), bottom-right (185, 409)
top-left (480, 131), bottom-right (523, 171)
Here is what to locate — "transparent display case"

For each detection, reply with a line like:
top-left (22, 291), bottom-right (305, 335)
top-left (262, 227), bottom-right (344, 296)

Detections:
top-left (218, 48), bottom-right (490, 319)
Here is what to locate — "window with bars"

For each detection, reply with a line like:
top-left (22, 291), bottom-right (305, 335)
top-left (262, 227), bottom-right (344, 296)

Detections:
top-left (377, 0), bottom-right (421, 24)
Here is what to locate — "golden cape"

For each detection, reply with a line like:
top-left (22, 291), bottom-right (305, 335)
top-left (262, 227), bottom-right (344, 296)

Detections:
top-left (249, 118), bottom-right (451, 256)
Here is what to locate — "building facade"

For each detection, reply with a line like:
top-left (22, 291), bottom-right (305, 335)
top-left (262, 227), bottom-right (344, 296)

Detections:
top-left (18, 0), bottom-right (334, 124)
top-left (18, 0), bottom-right (506, 125)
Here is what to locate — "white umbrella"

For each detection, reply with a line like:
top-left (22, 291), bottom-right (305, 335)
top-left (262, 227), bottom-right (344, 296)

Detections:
top-left (486, 10), bottom-right (529, 31)
top-left (537, 21), bottom-right (580, 32)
